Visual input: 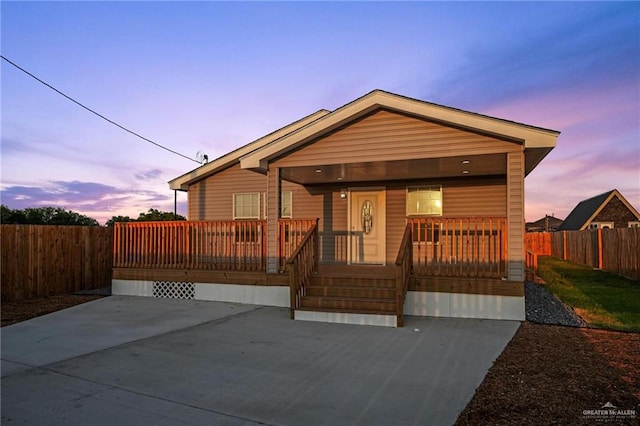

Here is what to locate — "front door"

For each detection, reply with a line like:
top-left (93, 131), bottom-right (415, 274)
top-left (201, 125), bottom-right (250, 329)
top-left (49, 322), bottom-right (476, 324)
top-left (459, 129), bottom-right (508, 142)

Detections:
top-left (349, 189), bottom-right (386, 265)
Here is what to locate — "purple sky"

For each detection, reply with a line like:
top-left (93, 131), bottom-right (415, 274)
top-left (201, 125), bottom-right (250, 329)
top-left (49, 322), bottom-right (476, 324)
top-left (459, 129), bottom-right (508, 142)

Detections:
top-left (2, 2), bottom-right (639, 225)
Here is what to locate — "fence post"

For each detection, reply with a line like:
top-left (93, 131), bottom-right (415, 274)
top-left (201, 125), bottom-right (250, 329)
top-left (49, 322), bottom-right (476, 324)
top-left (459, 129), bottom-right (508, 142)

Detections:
top-left (597, 228), bottom-right (603, 270)
top-left (563, 231), bottom-right (567, 260)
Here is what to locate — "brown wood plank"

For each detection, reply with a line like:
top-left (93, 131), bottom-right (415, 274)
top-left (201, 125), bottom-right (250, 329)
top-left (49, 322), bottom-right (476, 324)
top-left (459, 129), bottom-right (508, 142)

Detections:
top-left (409, 276), bottom-right (524, 297)
top-left (112, 268), bottom-right (285, 286)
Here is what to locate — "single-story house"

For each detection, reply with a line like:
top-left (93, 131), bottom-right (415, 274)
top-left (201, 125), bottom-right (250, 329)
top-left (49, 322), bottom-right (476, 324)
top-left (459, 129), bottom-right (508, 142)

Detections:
top-left (558, 189), bottom-right (640, 231)
top-left (526, 215), bottom-right (564, 232)
top-left (112, 90), bottom-right (559, 326)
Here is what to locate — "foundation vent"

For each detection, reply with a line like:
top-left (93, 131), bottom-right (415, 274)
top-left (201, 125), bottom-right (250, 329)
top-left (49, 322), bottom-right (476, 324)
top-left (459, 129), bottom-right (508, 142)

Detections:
top-left (152, 281), bottom-right (195, 300)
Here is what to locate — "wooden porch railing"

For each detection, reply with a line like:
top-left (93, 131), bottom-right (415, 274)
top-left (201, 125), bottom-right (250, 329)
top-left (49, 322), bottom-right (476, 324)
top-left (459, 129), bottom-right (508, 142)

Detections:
top-left (395, 224), bottom-right (413, 327)
top-left (278, 219), bottom-right (318, 271)
top-left (288, 221), bottom-right (319, 318)
top-left (408, 217), bottom-right (508, 278)
top-left (113, 220), bottom-right (266, 271)
top-left (525, 249), bottom-right (538, 282)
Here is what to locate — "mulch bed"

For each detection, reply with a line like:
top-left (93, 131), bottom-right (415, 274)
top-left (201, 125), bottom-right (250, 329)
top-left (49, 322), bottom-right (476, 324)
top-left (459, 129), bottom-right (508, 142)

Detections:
top-left (456, 322), bottom-right (640, 425)
top-left (2, 296), bottom-right (638, 424)
top-left (1, 294), bottom-right (105, 327)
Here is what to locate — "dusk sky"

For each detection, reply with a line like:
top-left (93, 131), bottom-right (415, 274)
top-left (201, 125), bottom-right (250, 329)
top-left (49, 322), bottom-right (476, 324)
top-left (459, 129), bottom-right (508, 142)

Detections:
top-left (2, 2), bottom-right (639, 225)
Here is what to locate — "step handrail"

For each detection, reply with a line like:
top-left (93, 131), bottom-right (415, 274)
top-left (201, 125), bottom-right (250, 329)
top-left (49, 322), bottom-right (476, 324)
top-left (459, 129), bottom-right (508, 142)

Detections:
top-left (287, 219), bottom-right (319, 319)
top-left (395, 223), bottom-right (413, 327)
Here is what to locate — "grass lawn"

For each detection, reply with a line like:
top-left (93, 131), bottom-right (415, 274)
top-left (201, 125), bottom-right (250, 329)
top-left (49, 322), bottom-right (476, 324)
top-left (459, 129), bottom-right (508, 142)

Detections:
top-left (536, 256), bottom-right (640, 332)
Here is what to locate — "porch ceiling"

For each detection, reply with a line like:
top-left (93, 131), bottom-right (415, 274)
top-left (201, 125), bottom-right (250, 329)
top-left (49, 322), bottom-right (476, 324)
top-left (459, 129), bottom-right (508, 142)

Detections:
top-left (279, 153), bottom-right (507, 185)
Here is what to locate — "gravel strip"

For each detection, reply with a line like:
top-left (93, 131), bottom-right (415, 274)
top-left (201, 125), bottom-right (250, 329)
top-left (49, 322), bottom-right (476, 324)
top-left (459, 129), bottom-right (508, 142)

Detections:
top-left (525, 281), bottom-right (587, 327)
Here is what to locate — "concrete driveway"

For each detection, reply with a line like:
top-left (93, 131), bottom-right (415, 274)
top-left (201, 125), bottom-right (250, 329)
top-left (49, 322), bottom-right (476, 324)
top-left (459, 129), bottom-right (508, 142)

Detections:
top-left (1, 296), bottom-right (519, 426)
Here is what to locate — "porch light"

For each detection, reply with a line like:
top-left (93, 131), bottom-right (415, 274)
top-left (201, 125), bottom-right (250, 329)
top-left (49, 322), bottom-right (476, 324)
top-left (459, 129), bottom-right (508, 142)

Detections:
top-left (337, 177), bottom-right (343, 181)
top-left (340, 190), bottom-right (347, 199)
top-left (315, 168), bottom-right (323, 173)
top-left (462, 170), bottom-right (470, 174)
top-left (461, 160), bottom-right (470, 164)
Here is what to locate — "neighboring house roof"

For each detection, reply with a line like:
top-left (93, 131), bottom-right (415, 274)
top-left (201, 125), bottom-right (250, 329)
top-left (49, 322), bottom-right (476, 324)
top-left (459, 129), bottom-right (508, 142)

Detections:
top-left (170, 89), bottom-right (560, 190)
top-left (558, 189), bottom-right (640, 230)
top-left (169, 109), bottom-right (330, 190)
top-left (526, 215), bottom-right (564, 232)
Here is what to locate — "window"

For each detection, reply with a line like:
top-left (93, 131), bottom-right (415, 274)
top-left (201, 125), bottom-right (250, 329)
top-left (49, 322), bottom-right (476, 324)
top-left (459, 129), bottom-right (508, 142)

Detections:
top-left (261, 191), bottom-right (292, 219)
top-left (281, 191), bottom-right (292, 218)
top-left (588, 222), bottom-right (614, 229)
top-left (406, 187), bottom-right (442, 216)
top-left (629, 221), bottom-right (640, 228)
top-left (233, 193), bottom-right (260, 219)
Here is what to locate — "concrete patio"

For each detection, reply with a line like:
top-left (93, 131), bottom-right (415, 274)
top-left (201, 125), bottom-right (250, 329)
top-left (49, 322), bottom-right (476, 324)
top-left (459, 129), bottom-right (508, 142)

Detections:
top-left (1, 296), bottom-right (520, 425)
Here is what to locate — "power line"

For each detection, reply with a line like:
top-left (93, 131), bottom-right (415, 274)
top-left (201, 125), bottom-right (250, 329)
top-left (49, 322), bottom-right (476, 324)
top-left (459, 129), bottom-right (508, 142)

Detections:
top-left (1, 55), bottom-right (201, 164)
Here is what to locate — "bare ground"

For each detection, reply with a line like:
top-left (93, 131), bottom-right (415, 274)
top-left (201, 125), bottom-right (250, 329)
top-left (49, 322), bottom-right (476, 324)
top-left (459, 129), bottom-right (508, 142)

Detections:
top-left (1, 294), bottom-right (104, 327)
top-left (2, 296), bottom-right (638, 424)
top-left (456, 322), bottom-right (640, 425)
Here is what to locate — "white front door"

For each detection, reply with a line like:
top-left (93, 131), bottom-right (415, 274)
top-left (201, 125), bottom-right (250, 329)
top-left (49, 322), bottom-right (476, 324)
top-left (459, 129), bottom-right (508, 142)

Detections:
top-left (349, 189), bottom-right (386, 265)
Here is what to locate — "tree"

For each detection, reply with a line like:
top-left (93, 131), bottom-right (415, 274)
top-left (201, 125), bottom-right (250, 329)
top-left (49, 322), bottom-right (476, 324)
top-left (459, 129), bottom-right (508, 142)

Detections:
top-left (1, 205), bottom-right (27, 224)
top-left (0, 205), bottom-right (99, 226)
top-left (105, 209), bottom-right (185, 227)
top-left (105, 215), bottom-right (134, 227)
top-left (136, 208), bottom-right (185, 222)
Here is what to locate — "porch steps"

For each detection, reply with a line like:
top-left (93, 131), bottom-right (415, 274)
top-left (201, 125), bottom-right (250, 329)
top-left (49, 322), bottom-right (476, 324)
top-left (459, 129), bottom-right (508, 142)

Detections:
top-left (294, 265), bottom-right (399, 327)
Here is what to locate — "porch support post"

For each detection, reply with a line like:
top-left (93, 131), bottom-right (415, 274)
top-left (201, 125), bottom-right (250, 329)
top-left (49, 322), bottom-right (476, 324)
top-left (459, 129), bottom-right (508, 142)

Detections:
top-left (506, 151), bottom-right (525, 281)
top-left (266, 166), bottom-right (281, 273)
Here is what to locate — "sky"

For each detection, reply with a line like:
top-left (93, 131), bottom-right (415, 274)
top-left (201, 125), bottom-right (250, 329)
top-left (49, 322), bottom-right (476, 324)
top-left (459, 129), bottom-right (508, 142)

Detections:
top-left (1, 1), bottom-right (639, 225)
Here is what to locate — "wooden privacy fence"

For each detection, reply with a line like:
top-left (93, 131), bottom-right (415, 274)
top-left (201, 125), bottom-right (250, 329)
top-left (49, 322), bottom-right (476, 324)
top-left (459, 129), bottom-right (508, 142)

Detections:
top-left (1, 225), bottom-right (113, 302)
top-left (525, 228), bottom-right (640, 280)
top-left (407, 217), bottom-right (508, 278)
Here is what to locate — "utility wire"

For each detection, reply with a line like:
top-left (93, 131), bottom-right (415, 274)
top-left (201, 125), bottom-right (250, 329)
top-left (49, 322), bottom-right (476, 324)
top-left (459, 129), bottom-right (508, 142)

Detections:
top-left (1, 55), bottom-right (201, 164)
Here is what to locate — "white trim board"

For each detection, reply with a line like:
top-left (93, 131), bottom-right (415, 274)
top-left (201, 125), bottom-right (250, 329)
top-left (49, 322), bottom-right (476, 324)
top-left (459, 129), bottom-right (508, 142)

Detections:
top-left (404, 291), bottom-right (525, 321)
top-left (112, 281), bottom-right (524, 321)
top-left (112, 280), bottom-right (289, 307)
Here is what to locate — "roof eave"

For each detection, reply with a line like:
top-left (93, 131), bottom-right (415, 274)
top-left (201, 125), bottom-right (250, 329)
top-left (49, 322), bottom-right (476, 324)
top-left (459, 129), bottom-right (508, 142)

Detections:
top-left (168, 109), bottom-right (331, 191)
top-left (240, 90), bottom-right (560, 171)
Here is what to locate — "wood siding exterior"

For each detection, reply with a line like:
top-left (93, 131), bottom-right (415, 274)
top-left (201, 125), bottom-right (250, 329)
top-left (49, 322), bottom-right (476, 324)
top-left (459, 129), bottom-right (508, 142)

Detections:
top-left (272, 109), bottom-right (521, 167)
top-left (281, 177), bottom-right (506, 265)
top-left (188, 163), bottom-right (266, 220)
top-left (507, 151), bottom-right (525, 281)
top-left (184, 110), bottom-right (517, 275)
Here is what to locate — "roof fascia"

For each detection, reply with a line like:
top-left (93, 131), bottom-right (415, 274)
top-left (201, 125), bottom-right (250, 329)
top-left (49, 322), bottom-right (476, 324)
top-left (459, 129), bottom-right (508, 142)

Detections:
top-left (168, 109), bottom-right (330, 190)
top-left (240, 90), bottom-right (560, 171)
top-left (579, 191), bottom-right (615, 230)
top-left (581, 189), bottom-right (640, 229)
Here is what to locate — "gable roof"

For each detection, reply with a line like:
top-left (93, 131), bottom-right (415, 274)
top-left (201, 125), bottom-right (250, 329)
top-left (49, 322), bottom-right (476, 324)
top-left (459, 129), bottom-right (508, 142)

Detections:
top-left (170, 89), bottom-right (560, 190)
top-left (240, 90), bottom-right (559, 174)
top-left (526, 215), bottom-right (564, 231)
top-left (169, 109), bottom-right (330, 190)
top-left (558, 189), bottom-right (640, 230)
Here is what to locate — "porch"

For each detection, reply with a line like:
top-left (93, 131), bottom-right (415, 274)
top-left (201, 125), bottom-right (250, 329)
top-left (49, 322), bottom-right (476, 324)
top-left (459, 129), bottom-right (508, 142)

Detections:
top-left (112, 217), bottom-right (518, 326)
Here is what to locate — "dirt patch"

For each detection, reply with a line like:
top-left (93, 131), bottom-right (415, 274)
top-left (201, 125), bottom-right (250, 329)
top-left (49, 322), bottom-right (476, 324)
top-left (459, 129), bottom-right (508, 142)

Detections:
top-left (1, 294), bottom-right (105, 327)
top-left (456, 322), bottom-right (640, 425)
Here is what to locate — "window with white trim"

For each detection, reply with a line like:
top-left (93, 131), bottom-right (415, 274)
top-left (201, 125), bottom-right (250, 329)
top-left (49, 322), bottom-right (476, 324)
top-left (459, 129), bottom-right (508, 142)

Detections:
top-left (588, 222), bottom-right (614, 229)
top-left (233, 193), bottom-right (260, 219)
top-left (406, 186), bottom-right (442, 216)
top-left (628, 221), bottom-right (640, 228)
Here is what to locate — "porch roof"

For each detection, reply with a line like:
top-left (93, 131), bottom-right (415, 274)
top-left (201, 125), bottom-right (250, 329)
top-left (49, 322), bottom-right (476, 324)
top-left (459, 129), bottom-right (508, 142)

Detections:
top-left (280, 153), bottom-right (508, 185)
top-left (240, 90), bottom-right (560, 177)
